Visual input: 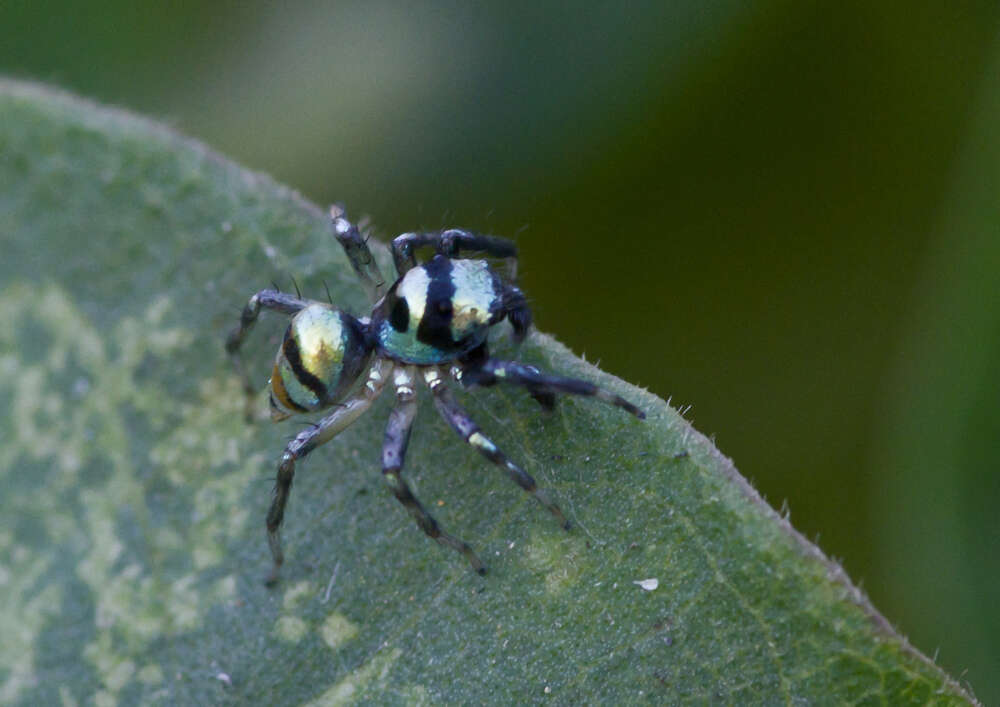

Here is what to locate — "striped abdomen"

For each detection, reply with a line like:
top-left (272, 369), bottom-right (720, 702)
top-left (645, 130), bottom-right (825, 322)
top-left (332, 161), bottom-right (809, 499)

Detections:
top-left (269, 304), bottom-right (371, 420)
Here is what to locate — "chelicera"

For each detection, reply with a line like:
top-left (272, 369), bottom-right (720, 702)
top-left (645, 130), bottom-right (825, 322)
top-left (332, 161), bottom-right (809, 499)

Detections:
top-left (227, 206), bottom-right (644, 582)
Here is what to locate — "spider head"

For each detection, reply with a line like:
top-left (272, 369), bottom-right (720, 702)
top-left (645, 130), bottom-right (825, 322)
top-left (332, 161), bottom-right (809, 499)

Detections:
top-left (371, 256), bottom-right (504, 364)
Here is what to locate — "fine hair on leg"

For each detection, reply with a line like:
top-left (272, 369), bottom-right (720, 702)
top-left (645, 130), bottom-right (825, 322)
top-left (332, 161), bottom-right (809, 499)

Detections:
top-left (264, 359), bottom-right (392, 584)
top-left (382, 367), bottom-right (485, 573)
top-left (461, 359), bottom-right (645, 419)
top-left (330, 204), bottom-right (386, 303)
top-left (226, 289), bottom-right (312, 419)
top-left (391, 229), bottom-right (518, 278)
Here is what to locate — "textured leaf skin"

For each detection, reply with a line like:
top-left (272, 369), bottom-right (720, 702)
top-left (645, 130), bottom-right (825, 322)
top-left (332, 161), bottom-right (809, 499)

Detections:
top-left (0, 80), bottom-right (977, 705)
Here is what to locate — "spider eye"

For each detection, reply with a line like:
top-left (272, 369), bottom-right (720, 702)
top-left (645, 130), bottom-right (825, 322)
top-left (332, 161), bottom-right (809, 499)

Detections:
top-left (389, 294), bottom-right (410, 332)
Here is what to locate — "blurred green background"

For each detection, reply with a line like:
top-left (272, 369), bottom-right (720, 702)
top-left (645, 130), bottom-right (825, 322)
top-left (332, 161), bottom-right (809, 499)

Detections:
top-left (3, 1), bottom-right (998, 701)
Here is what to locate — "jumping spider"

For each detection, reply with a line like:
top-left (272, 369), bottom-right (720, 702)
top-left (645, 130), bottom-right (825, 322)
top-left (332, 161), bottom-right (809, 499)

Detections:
top-left (227, 206), bottom-right (645, 581)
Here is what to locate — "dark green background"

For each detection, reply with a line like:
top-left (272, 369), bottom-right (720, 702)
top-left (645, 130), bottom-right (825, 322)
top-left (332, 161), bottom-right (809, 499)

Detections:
top-left (3, 1), bottom-right (998, 701)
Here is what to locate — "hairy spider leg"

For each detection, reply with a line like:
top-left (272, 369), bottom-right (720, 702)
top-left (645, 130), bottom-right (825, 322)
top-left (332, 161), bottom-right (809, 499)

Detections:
top-left (458, 343), bottom-right (549, 410)
top-left (424, 369), bottom-right (568, 529)
top-left (265, 359), bottom-right (392, 584)
top-left (391, 229), bottom-right (519, 278)
top-left (330, 205), bottom-right (387, 303)
top-left (462, 359), bottom-right (645, 418)
top-left (461, 359), bottom-right (645, 419)
top-left (382, 367), bottom-right (485, 574)
top-left (454, 356), bottom-right (554, 411)
top-left (499, 281), bottom-right (532, 343)
top-left (226, 289), bottom-right (312, 419)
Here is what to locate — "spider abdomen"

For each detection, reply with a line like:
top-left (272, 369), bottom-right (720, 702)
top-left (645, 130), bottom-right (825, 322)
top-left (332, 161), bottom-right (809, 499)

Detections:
top-left (269, 303), bottom-right (371, 419)
top-left (371, 255), bottom-right (504, 364)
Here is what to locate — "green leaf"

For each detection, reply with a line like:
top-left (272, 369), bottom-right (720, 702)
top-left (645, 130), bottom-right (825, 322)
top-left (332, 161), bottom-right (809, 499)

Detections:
top-left (0, 79), bottom-right (978, 705)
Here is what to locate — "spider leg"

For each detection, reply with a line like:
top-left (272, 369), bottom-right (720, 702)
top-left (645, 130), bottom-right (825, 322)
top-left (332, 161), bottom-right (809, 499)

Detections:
top-left (458, 343), bottom-right (550, 409)
top-left (391, 229), bottom-right (518, 278)
top-left (265, 359), bottom-right (392, 585)
top-left (423, 369), bottom-right (569, 529)
top-left (383, 366), bottom-right (485, 574)
top-left (500, 281), bottom-right (532, 343)
top-left (225, 289), bottom-right (312, 420)
top-left (460, 359), bottom-right (646, 419)
top-left (330, 205), bottom-right (387, 303)
top-left (452, 360), bottom-right (555, 411)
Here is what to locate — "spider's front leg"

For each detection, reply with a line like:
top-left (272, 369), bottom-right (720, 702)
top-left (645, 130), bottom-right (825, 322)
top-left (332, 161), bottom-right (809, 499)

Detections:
top-left (460, 359), bottom-right (646, 419)
top-left (264, 359), bottom-right (392, 585)
top-left (383, 367), bottom-right (485, 574)
top-left (391, 229), bottom-right (519, 278)
top-left (225, 289), bottom-right (310, 420)
top-left (330, 205), bottom-right (387, 303)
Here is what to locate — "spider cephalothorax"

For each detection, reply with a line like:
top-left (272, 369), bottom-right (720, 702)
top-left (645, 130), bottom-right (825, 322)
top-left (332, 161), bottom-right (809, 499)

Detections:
top-left (227, 206), bottom-right (644, 582)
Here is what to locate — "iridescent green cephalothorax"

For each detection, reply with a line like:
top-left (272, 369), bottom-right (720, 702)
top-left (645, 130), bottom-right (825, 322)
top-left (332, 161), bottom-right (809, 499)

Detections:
top-left (226, 206), bottom-right (645, 584)
top-left (371, 256), bottom-right (505, 364)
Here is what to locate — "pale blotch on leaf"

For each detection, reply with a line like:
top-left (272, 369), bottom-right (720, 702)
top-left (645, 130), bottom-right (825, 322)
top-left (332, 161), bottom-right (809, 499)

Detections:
top-left (84, 634), bottom-right (137, 705)
top-left (104, 659), bottom-right (136, 692)
top-left (215, 575), bottom-right (237, 601)
top-left (523, 532), bottom-right (587, 594)
top-left (275, 616), bottom-right (310, 643)
top-left (303, 648), bottom-right (403, 707)
top-left (193, 544), bottom-right (223, 570)
top-left (283, 580), bottom-right (316, 610)
top-left (320, 612), bottom-right (360, 651)
top-left (58, 686), bottom-right (77, 707)
top-left (168, 574), bottom-right (201, 631)
top-left (0, 543), bottom-right (62, 704)
top-left (137, 664), bottom-right (164, 685)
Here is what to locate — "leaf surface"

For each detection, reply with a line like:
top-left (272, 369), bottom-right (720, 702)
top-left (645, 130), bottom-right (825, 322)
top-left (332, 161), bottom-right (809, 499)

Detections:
top-left (0, 80), bottom-right (976, 705)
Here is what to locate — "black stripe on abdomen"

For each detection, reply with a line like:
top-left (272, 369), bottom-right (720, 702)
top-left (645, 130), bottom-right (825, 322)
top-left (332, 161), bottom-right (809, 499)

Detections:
top-left (281, 326), bottom-right (329, 403)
